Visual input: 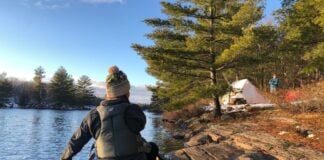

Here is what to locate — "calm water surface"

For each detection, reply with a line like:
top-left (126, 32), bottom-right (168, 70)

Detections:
top-left (0, 108), bottom-right (182, 160)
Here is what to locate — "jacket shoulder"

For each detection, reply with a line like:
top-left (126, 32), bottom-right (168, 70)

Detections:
top-left (84, 108), bottom-right (100, 126)
top-left (129, 103), bottom-right (141, 108)
top-left (126, 103), bottom-right (144, 113)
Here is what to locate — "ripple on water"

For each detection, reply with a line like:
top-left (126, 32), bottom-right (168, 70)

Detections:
top-left (0, 109), bottom-right (182, 160)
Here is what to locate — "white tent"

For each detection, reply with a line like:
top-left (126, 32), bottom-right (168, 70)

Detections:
top-left (221, 79), bottom-right (268, 105)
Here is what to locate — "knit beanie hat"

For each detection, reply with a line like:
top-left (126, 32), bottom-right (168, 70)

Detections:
top-left (105, 66), bottom-right (130, 99)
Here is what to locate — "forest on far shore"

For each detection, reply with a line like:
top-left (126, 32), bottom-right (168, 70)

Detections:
top-left (0, 66), bottom-right (101, 109)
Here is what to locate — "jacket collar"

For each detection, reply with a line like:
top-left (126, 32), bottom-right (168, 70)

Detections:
top-left (100, 95), bottom-right (129, 106)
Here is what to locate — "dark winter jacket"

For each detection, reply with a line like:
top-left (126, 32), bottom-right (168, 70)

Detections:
top-left (61, 96), bottom-right (146, 160)
top-left (269, 78), bottom-right (279, 87)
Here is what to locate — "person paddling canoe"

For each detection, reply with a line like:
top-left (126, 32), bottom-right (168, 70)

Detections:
top-left (61, 66), bottom-right (160, 160)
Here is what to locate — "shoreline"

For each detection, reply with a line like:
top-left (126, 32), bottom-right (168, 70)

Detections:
top-left (1, 106), bottom-right (165, 113)
top-left (0, 105), bottom-right (95, 111)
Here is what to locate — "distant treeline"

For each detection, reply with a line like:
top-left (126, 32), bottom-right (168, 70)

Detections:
top-left (0, 66), bottom-right (101, 109)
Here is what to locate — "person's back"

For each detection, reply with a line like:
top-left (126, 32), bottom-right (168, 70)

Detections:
top-left (95, 100), bottom-right (147, 160)
top-left (269, 74), bottom-right (279, 93)
top-left (61, 66), bottom-right (156, 160)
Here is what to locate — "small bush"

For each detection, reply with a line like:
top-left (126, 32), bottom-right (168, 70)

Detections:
top-left (163, 99), bottom-right (210, 120)
top-left (266, 81), bottom-right (324, 113)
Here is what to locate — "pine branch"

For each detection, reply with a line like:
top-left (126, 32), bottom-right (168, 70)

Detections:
top-left (166, 69), bottom-right (211, 80)
top-left (144, 18), bottom-right (173, 28)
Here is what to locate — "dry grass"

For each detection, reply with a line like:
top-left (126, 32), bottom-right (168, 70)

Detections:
top-left (250, 108), bottom-right (324, 152)
top-left (163, 99), bottom-right (209, 121)
top-left (263, 81), bottom-right (324, 113)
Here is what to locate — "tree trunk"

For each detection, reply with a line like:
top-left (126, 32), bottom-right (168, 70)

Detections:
top-left (208, 2), bottom-right (221, 118)
top-left (261, 67), bottom-right (265, 90)
top-left (211, 69), bottom-right (221, 117)
top-left (213, 96), bottom-right (221, 117)
top-left (315, 68), bottom-right (319, 81)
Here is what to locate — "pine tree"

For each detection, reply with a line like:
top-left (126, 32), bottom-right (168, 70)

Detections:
top-left (32, 66), bottom-right (46, 104)
top-left (17, 82), bottom-right (33, 106)
top-left (0, 73), bottom-right (13, 107)
top-left (148, 86), bottom-right (160, 108)
top-left (133, 0), bottom-right (264, 117)
top-left (221, 25), bottom-right (279, 89)
top-left (75, 75), bottom-right (95, 106)
top-left (147, 83), bottom-right (169, 110)
top-left (275, 0), bottom-right (323, 85)
top-left (49, 67), bottom-right (75, 107)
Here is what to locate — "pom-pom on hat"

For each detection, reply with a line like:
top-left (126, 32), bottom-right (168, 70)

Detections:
top-left (105, 66), bottom-right (130, 99)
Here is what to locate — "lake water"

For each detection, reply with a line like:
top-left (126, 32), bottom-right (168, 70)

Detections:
top-left (0, 108), bottom-right (182, 160)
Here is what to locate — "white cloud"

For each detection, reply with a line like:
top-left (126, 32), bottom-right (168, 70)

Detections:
top-left (129, 85), bottom-right (152, 104)
top-left (92, 81), bottom-right (106, 88)
top-left (92, 81), bottom-right (152, 104)
top-left (21, 0), bottom-right (71, 9)
top-left (20, 0), bottom-right (123, 9)
top-left (81, 0), bottom-right (124, 4)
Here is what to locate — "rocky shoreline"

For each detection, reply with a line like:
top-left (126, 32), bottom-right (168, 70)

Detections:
top-left (162, 109), bottom-right (324, 160)
top-left (1, 103), bottom-right (95, 110)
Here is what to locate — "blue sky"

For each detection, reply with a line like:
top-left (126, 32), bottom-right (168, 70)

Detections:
top-left (0, 0), bottom-right (281, 86)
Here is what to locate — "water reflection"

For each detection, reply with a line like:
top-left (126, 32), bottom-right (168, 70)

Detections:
top-left (0, 109), bottom-right (182, 160)
top-left (143, 112), bottom-right (183, 154)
